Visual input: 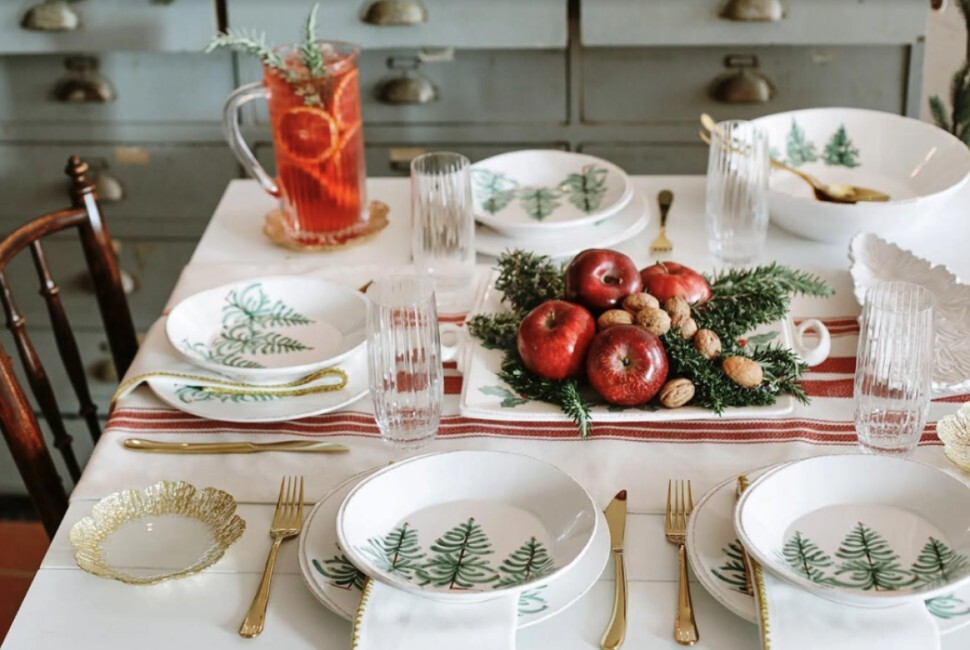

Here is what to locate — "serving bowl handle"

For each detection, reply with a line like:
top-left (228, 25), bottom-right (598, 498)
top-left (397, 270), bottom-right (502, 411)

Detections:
top-left (792, 319), bottom-right (831, 367)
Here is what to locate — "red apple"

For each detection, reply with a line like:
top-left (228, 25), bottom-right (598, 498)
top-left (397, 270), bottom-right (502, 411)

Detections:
top-left (586, 325), bottom-right (669, 406)
top-left (564, 249), bottom-right (643, 312)
top-left (640, 261), bottom-right (711, 304)
top-left (517, 300), bottom-right (596, 380)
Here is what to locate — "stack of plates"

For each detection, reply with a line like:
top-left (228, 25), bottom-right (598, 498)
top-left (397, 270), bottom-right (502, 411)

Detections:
top-left (160, 276), bottom-right (369, 422)
top-left (687, 455), bottom-right (970, 635)
top-left (471, 150), bottom-right (649, 259)
top-left (299, 451), bottom-right (611, 627)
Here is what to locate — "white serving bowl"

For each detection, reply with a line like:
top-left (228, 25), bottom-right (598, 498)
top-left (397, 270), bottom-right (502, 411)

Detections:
top-left (736, 454), bottom-right (970, 608)
top-left (336, 450), bottom-right (598, 603)
top-left (166, 276), bottom-right (366, 383)
top-left (752, 108), bottom-right (970, 244)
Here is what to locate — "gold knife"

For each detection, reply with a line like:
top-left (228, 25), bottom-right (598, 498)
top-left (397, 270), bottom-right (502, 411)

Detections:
top-left (601, 490), bottom-right (628, 650)
top-left (123, 438), bottom-right (349, 454)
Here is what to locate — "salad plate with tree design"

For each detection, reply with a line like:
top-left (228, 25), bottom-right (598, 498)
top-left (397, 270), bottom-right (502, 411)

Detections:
top-left (165, 276), bottom-right (367, 383)
top-left (336, 451), bottom-right (599, 603)
top-left (471, 150), bottom-right (633, 237)
top-left (687, 465), bottom-right (970, 634)
top-left (736, 455), bottom-right (970, 609)
top-left (299, 467), bottom-right (610, 625)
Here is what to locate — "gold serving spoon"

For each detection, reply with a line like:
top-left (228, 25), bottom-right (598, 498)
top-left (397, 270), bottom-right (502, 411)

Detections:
top-left (699, 114), bottom-right (890, 204)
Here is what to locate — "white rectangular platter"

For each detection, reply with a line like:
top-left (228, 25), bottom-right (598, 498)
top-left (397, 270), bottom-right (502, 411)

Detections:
top-left (458, 271), bottom-right (796, 422)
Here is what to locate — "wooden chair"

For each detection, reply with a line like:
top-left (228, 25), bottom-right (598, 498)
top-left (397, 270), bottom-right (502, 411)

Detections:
top-left (0, 156), bottom-right (138, 537)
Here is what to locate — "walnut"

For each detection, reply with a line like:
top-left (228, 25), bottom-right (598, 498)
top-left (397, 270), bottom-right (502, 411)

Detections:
top-left (622, 292), bottom-right (660, 314)
top-left (722, 356), bottom-right (764, 389)
top-left (597, 309), bottom-right (633, 330)
top-left (694, 329), bottom-right (722, 360)
top-left (659, 378), bottom-right (695, 408)
top-left (662, 296), bottom-right (691, 327)
top-left (634, 307), bottom-right (671, 335)
top-left (679, 317), bottom-right (698, 340)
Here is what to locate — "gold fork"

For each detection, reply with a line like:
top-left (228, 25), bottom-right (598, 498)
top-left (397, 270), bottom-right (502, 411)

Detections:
top-left (649, 190), bottom-right (674, 254)
top-left (239, 476), bottom-right (305, 638)
top-left (665, 479), bottom-right (699, 646)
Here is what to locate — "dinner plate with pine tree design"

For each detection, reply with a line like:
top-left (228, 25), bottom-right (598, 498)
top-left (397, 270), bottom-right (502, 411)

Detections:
top-left (737, 455), bottom-right (970, 609)
top-left (471, 150), bottom-right (633, 237)
top-left (298, 468), bottom-right (610, 626)
top-left (688, 465), bottom-right (970, 634)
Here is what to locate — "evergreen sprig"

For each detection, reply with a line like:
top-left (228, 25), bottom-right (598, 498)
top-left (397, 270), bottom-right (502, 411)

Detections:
top-left (204, 28), bottom-right (287, 72)
top-left (929, 0), bottom-right (970, 145)
top-left (493, 250), bottom-right (565, 314)
top-left (694, 263), bottom-right (833, 341)
top-left (300, 4), bottom-right (325, 78)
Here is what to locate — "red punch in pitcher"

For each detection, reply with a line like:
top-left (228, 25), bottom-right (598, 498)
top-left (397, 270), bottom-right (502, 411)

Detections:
top-left (222, 41), bottom-right (375, 248)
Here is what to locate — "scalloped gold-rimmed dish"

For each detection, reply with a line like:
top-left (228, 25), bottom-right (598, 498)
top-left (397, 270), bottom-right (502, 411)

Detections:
top-left (69, 480), bottom-right (246, 585)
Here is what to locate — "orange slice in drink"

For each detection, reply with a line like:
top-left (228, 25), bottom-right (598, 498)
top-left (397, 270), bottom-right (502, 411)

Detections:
top-left (278, 107), bottom-right (338, 162)
top-left (330, 68), bottom-right (361, 132)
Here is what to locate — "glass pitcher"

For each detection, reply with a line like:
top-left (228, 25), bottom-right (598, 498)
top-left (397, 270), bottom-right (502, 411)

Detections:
top-left (223, 41), bottom-right (368, 246)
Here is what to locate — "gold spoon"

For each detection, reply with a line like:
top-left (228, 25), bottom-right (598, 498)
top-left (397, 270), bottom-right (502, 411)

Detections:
top-left (699, 114), bottom-right (890, 204)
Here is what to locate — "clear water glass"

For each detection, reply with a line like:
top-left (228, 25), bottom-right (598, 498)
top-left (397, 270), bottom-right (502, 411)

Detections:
top-left (854, 281), bottom-right (935, 457)
top-left (705, 120), bottom-right (769, 265)
top-left (410, 152), bottom-right (476, 314)
top-left (366, 275), bottom-right (443, 449)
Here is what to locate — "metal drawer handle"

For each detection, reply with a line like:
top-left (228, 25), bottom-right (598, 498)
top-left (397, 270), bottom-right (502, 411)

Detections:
top-left (377, 56), bottom-right (438, 105)
top-left (86, 159), bottom-right (124, 203)
top-left (76, 240), bottom-right (138, 296)
top-left (362, 0), bottom-right (428, 26)
top-left (388, 146), bottom-right (426, 172)
top-left (21, 0), bottom-right (80, 32)
top-left (720, 0), bottom-right (785, 21)
top-left (52, 56), bottom-right (115, 103)
top-left (708, 54), bottom-right (775, 104)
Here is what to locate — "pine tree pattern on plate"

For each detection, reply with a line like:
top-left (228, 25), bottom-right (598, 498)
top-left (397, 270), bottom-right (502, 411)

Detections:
top-left (479, 385), bottom-right (529, 408)
top-left (516, 187), bottom-right (562, 221)
top-left (782, 531), bottom-right (834, 582)
top-left (182, 283), bottom-right (315, 368)
top-left (313, 550), bottom-right (367, 590)
top-left (472, 169), bottom-right (519, 215)
top-left (560, 166), bottom-right (609, 213)
top-left (711, 539), bottom-right (753, 595)
top-left (361, 522), bottom-right (426, 580)
top-left (823, 125), bottom-right (861, 168)
top-left (496, 537), bottom-right (554, 588)
top-left (174, 384), bottom-right (285, 404)
top-left (417, 517), bottom-right (500, 589)
top-left (831, 522), bottom-right (911, 591)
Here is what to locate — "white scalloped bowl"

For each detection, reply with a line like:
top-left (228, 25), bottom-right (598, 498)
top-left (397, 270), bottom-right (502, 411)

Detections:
top-left (849, 233), bottom-right (970, 395)
top-left (753, 108), bottom-right (970, 244)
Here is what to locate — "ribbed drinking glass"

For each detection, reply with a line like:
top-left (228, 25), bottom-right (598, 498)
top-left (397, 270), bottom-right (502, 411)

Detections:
top-left (705, 120), bottom-right (769, 265)
top-left (854, 281), bottom-right (935, 457)
top-left (366, 275), bottom-right (443, 449)
top-left (410, 152), bottom-right (476, 314)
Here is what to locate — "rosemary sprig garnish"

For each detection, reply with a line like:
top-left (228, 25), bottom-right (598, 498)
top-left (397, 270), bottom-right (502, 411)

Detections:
top-left (300, 4), bottom-right (325, 79)
top-left (204, 28), bottom-right (287, 72)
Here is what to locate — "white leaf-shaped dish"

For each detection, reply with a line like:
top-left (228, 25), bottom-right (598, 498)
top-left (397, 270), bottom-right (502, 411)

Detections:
top-left (849, 233), bottom-right (970, 395)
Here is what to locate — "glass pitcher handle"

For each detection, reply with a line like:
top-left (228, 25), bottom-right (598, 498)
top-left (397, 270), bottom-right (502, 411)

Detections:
top-left (223, 82), bottom-right (281, 197)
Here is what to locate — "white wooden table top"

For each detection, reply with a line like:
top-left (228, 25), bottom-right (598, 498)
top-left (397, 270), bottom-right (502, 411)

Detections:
top-left (4, 176), bottom-right (970, 650)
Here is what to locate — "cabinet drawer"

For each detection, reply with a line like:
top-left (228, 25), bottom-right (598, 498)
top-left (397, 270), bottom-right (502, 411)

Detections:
top-left (581, 0), bottom-right (927, 47)
top-left (243, 49), bottom-right (567, 125)
top-left (583, 46), bottom-right (907, 124)
top-left (580, 143), bottom-right (709, 175)
top-left (0, 238), bottom-right (195, 332)
top-left (0, 52), bottom-right (233, 124)
top-left (229, 0), bottom-right (567, 49)
top-left (0, 143), bottom-right (239, 227)
top-left (255, 142), bottom-right (567, 177)
top-left (1, 0), bottom-right (217, 54)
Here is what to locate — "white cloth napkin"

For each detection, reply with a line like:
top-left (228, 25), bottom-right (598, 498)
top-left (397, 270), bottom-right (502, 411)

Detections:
top-left (754, 567), bottom-right (939, 650)
top-left (353, 580), bottom-right (517, 650)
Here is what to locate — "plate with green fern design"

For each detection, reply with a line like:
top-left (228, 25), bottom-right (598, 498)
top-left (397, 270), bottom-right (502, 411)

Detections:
top-left (166, 276), bottom-right (366, 383)
top-left (471, 150), bottom-right (633, 237)
top-left (336, 451), bottom-right (598, 603)
top-left (737, 455), bottom-right (970, 609)
top-left (299, 467), bottom-right (610, 627)
top-left (688, 465), bottom-right (970, 634)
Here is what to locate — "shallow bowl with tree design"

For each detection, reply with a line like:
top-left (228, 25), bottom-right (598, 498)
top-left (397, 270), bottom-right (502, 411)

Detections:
top-left (752, 107), bottom-right (970, 244)
top-left (736, 454), bottom-right (970, 607)
top-left (336, 451), bottom-right (598, 603)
